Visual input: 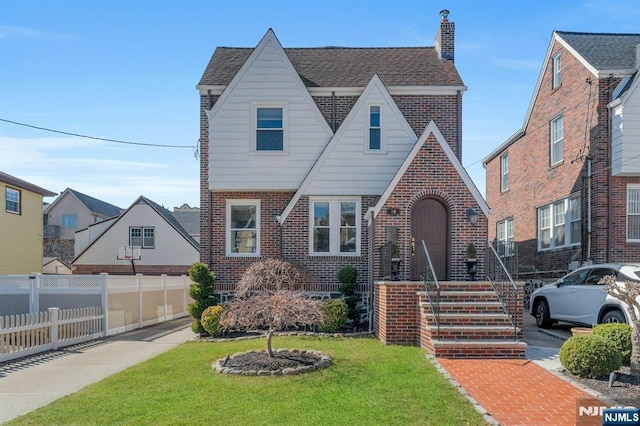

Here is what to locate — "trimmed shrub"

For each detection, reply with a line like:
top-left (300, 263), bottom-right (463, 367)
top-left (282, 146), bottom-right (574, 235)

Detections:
top-left (201, 305), bottom-right (224, 337)
top-left (593, 323), bottom-right (633, 365)
top-left (337, 266), bottom-right (362, 329)
top-left (318, 299), bottom-right (347, 333)
top-left (187, 263), bottom-right (217, 335)
top-left (560, 335), bottom-right (622, 378)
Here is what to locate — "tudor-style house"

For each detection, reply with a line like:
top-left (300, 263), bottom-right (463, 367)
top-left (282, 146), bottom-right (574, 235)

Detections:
top-left (198, 11), bottom-right (487, 296)
top-left (198, 12), bottom-right (530, 358)
top-left (483, 31), bottom-right (640, 277)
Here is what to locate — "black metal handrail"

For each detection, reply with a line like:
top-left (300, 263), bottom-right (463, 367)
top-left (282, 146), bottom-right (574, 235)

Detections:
top-left (486, 242), bottom-right (519, 340)
top-left (420, 240), bottom-right (440, 339)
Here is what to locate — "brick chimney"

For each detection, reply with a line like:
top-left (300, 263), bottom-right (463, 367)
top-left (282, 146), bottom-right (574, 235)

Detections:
top-left (435, 9), bottom-right (454, 62)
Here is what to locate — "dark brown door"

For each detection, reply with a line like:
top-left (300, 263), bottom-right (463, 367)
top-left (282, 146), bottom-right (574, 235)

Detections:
top-left (411, 198), bottom-right (448, 280)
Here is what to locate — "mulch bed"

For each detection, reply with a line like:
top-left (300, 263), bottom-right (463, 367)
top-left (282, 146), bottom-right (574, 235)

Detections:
top-left (563, 365), bottom-right (640, 407)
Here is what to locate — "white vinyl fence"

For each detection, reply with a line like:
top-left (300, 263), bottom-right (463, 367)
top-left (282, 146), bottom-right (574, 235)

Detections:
top-left (0, 274), bottom-right (192, 363)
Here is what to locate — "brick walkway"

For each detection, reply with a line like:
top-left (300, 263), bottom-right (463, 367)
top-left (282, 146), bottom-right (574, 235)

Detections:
top-left (437, 358), bottom-right (608, 425)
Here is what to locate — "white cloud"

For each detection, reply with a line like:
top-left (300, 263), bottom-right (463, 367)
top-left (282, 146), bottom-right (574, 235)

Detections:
top-left (0, 25), bottom-right (76, 41)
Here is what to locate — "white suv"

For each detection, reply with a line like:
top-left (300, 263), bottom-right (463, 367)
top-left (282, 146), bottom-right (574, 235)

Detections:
top-left (529, 263), bottom-right (640, 329)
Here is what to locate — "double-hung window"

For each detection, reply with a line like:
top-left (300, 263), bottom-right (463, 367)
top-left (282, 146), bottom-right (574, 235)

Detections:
top-left (550, 115), bottom-right (564, 166)
top-left (310, 197), bottom-right (360, 255)
top-left (552, 52), bottom-right (562, 89)
top-left (130, 227), bottom-right (155, 248)
top-left (627, 185), bottom-right (640, 242)
top-left (5, 187), bottom-right (20, 214)
top-left (537, 194), bottom-right (580, 250)
top-left (369, 105), bottom-right (381, 150)
top-left (496, 218), bottom-right (514, 257)
top-left (62, 215), bottom-right (77, 228)
top-left (227, 200), bottom-right (259, 256)
top-left (256, 107), bottom-right (284, 151)
top-left (500, 153), bottom-right (509, 192)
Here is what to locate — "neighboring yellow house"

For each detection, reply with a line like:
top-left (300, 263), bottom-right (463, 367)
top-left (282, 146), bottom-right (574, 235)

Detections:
top-left (0, 171), bottom-right (56, 274)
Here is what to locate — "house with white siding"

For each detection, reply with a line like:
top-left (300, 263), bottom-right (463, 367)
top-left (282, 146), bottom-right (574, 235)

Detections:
top-left (198, 13), bottom-right (489, 293)
top-left (73, 196), bottom-right (199, 275)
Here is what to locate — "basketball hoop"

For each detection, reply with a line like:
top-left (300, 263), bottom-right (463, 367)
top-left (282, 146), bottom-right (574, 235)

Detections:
top-left (117, 246), bottom-right (141, 275)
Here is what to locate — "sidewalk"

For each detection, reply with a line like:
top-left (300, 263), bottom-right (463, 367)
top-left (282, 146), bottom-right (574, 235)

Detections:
top-left (0, 317), bottom-right (195, 424)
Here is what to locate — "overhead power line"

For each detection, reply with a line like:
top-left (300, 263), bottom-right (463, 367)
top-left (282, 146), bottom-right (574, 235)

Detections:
top-left (0, 118), bottom-right (197, 150)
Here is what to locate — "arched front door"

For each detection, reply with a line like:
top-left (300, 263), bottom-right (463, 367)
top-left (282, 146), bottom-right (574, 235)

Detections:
top-left (411, 198), bottom-right (449, 280)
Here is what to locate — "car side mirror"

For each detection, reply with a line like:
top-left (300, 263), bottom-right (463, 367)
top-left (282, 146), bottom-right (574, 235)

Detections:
top-left (556, 280), bottom-right (564, 288)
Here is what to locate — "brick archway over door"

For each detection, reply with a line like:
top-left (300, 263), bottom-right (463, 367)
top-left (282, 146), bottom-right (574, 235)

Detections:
top-left (411, 198), bottom-right (449, 280)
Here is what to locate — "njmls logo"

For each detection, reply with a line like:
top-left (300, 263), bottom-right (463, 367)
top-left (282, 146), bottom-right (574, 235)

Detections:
top-left (602, 407), bottom-right (640, 425)
top-left (576, 396), bottom-right (609, 426)
top-left (578, 405), bottom-right (607, 417)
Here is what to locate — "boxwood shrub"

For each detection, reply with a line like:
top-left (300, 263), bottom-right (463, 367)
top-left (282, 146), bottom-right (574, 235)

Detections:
top-left (318, 299), bottom-right (347, 333)
top-left (201, 305), bottom-right (224, 337)
top-left (559, 334), bottom-right (622, 378)
top-left (592, 323), bottom-right (632, 365)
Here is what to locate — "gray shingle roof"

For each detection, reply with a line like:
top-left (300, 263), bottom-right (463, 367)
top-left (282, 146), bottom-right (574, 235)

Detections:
top-left (171, 210), bottom-right (200, 237)
top-left (69, 189), bottom-right (123, 218)
top-left (199, 46), bottom-right (464, 88)
top-left (143, 197), bottom-right (199, 248)
top-left (556, 31), bottom-right (640, 71)
top-left (0, 171), bottom-right (56, 197)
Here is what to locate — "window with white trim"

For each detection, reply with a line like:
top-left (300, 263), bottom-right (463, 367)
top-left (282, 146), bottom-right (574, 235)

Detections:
top-left (5, 187), bottom-right (20, 214)
top-left (496, 218), bottom-right (514, 257)
top-left (310, 197), bottom-right (360, 255)
top-left (500, 153), bottom-right (509, 192)
top-left (552, 52), bottom-right (562, 89)
top-left (627, 185), bottom-right (640, 241)
top-left (550, 115), bottom-right (564, 166)
top-left (537, 194), bottom-right (580, 250)
top-left (62, 215), bottom-right (77, 228)
top-left (255, 106), bottom-right (284, 151)
top-left (227, 200), bottom-right (259, 256)
top-left (130, 227), bottom-right (155, 248)
top-left (369, 105), bottom-right (381, 150)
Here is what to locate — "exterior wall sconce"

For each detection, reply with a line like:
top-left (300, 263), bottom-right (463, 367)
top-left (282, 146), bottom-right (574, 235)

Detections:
top-left (387, 208), bottom-right (400, 216)
top-left (466, 207), bottom-right (479, 226)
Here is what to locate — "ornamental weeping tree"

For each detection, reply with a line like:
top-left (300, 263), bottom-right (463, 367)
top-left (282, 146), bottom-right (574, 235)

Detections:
top-left (600, 275), bottom-right (640, 375)
top-left (219, 258), bottom-right (319, 357)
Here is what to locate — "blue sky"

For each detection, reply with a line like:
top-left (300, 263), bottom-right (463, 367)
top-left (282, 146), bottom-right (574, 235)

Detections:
top-left (1, 0), bottom-right (639, 210)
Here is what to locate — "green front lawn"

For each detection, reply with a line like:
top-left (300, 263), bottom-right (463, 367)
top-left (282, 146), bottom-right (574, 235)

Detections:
top-left (9, 336), bottom-right (486, 425)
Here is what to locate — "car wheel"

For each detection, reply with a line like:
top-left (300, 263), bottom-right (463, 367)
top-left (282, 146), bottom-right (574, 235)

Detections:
top-left (602, 310), bottom-right (626, 324)
top-left (534, 300), bottom-right (552, 329)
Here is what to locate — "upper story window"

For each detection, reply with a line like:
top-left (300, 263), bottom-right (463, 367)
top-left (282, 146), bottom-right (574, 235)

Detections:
top-left (496, 218), bottom-right (514, 257)
top-left (537, 194), bottom-right (580, 251)
top-left (256, 107), bottom-right (284, 151)
top-left (369, 106), bottom-right (381, 150)
top-left (550, 115), bottom-right (564, 166)
top-left (130, 226), bottom-right (155, 248)
top-left (227, 200), bottom-right (259, 256)
top-left (5, 187), bottom-right (20, 214)
top-left (500, 153), bottom-right (509, 192)
top-left (62, 214), bottom-right (77, 228)
top-left (310, 197), bottom-right (360, 256)
top-left (627, 185), bottom-right (640, 242)
top-left (552, 52), bottom-right (562, 89)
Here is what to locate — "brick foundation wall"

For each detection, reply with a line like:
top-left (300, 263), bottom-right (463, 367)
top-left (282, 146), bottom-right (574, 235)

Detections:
top-left (73, 264), bottom-right (191, 276)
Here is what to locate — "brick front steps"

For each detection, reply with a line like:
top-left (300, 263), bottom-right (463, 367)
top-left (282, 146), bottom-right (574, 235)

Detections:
top-left (375, 280), bottom-right (526, 359)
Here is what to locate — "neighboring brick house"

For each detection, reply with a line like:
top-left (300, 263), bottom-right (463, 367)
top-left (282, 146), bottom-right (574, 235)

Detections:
top-left (73, 196), bottom-right (199, 275)
top-left (483, 31), bottom-right (640, 277)
top-left (0, 171), bottom-right (56, 274)
top-left (198, 11), bottom-right (488, 301)
top-left (43, 188), bottom-right (123, 262)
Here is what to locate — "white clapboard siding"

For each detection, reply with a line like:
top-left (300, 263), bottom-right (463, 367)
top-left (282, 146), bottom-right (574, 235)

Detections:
top-left (611, 76), bottom-right (640, 175)
top-left (305, 76), bottom-right (417, 195)
top-left (74, 202), bottom-right (198, 266)
top-left (209, 31), bottom-right (333, 190)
